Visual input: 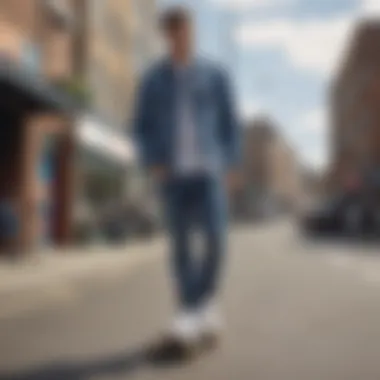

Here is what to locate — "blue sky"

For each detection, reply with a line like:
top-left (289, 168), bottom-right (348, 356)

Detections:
top-left (159, 0), bottom-right (380, 170)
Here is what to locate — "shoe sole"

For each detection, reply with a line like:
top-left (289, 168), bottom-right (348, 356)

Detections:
top-left (147, 336), bottom-right (203, 365)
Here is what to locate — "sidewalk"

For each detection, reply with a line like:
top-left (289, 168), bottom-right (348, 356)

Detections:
top-left (0, 238), bottom-right (164, 320)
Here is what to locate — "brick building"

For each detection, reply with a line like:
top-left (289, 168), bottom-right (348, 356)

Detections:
top-left (130, 0), bottom-right (161, 75)
top-left (329, 20), bottom-right (380, 195)
top-left (233, 117), bottom-right (301, 219)
top-left (0, 0), bottom-right (78, 253)
top-left (77, 0), bottom-right (135, 128)
top-left (72, 0), bottom-right (135, 225)
top-left (267, 131), bottom-right (302, 209)
top-left (71, 0), bottom-right (160, 243)
top-left (0, 0), bottom-right (162, 250)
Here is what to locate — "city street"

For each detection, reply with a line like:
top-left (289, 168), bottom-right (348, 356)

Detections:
top-left (1, 220), bottom-right (380, 379)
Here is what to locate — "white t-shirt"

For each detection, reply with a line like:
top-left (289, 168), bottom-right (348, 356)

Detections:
top-left (174, 66), bottom-right (206, 176)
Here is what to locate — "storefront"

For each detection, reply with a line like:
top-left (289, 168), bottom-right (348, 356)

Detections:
top-left (74, 114), bottom-right (137, 243)
top-left (0, 60), bottom-right (77, 254)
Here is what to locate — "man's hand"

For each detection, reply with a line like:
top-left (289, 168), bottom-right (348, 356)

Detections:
top-left (225, 170), bottom-right (243, 195)
top-left (150, 166), bottom-right (168, 183)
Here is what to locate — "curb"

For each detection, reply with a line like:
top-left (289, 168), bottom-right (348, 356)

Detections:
top-left (0, 239), bottom-right (165, 320)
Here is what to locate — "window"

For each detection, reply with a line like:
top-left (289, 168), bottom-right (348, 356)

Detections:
top-left (91, 0), bottom-right (105, 29)
top-left (104, 11), bottom-right (128, 51)
top-left (21, 41), bottom-right (42, 74)
top-left (44, 0), bottom-right (75, 30)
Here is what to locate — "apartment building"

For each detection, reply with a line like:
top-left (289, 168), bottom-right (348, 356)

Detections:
top-left (72, 0), bottom-right (133, 219)
top-left (233, 117), bottom-right (301, 219)
top-left (329, 20), bottom-right (380, 195)
top-left (131, 0), bottom-right (161, 75)
top-left (267, 132), bottom-right (302, 209)
top-left (71, 0), bottom-right (160, 242)
top-left (0, 0), bottom-right (78, 252)
top-left (84, 0), bottom-right (135, 128)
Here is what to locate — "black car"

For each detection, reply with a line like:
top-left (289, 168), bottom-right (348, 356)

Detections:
top-left (300, 193), bottom-right (379, 237)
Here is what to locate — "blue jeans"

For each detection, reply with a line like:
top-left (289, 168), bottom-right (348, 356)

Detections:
top-left (162, 175), bottom-right (227, 309)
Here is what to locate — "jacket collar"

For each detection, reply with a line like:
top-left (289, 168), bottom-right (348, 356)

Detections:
top-left (161, 56), bottom-right (202, 75)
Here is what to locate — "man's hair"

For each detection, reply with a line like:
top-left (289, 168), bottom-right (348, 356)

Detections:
top-left (159, 6), bottom-right (191, 32)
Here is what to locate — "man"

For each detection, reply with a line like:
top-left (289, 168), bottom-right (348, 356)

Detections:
top-left (134, 6), bottom-right (241, 356)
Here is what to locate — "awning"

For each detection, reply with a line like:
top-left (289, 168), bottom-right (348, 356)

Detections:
top-left (76, 114), bottom-right (136, 166)
top-left (0, 59), bottom-right (78, 114)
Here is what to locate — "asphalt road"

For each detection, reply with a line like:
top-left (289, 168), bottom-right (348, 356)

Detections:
top-left (1, 221), bottom-right (380, 380)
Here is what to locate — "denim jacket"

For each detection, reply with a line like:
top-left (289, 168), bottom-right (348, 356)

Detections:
top-left (133, 58), bottom-right (242, 176)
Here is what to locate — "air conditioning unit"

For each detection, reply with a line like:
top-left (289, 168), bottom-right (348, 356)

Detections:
top-left (45, 0), bottom-right (75, 29)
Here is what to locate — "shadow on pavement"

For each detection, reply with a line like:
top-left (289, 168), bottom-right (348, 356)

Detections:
top-left (0, 348), bottom-right (148, 380)
top-left (0, 340), bottom-right (197, 380)
top-left (300, 232), bottom-right (380, 254)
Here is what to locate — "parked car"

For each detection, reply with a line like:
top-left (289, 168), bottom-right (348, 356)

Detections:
top-left (300, 192), bottom-right (379, 237)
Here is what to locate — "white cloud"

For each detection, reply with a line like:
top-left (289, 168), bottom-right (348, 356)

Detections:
top-left (233, 0), bottom-right (380, 77)
top-left (211, 0), bottom-right (296, 11)
top-left (291, 132), bottom-right (327, 170)
top-left (222, 0), bottom-right (377, 168)
top-left (213, 0), bottom-right (380, 14)
top-left (239, 99), bottom-right (266, 120)
top-left (301, 108), bottom-right (327, 134)
top-left (304, 146), bottom-right (328, 170)
top-left (295, 107), bottom-right (329, 168)
top-left (235, 17), bottom-right (354, 77)
top-left (361, 0), bottom-right (380, 15)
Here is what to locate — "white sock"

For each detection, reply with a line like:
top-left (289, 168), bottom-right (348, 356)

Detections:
top-left (170, 309), bottom-right (201, 342)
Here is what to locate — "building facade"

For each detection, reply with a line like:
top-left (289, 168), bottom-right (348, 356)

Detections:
top-left (267, 132), bottom-right (301, 210)
top-left (329, 21), bottom-right (380, 195)
top-left (0, 0), bottom-right (78, 253)
top-left (82, 0), bottom-right (135, 128)
top-left (71, 0), bottom-right (159, 243)
top-left (0, 0), bottom-right (161, 250)
top-left (130, 0), bottom-right (161, 75)
top-left (233, 117), bottom-right (301, 219)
